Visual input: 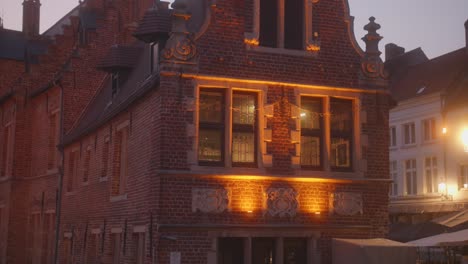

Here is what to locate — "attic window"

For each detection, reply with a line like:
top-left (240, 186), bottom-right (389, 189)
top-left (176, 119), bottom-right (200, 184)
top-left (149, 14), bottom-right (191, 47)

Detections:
top-left (417, 86), bottom-right (426, 94)
top-left (112, 73), bottom-right (119, 97)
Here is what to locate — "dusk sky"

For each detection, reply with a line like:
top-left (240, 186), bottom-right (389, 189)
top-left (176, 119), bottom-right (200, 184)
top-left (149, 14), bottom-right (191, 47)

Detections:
top-left (1, 0), bottom-right (467, 59)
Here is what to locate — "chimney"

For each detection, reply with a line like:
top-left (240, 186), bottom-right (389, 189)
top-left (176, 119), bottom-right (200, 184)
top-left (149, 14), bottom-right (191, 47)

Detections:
top-left (465, 19), bottom-right (468, 55)
top-left (23, 0), bottom-right (41, 38)
top-left (385, 43), bottom-right (405, 61)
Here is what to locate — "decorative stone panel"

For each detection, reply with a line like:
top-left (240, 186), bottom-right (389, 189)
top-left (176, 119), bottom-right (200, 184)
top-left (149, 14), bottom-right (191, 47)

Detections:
top-left (192, 188), bottom-right (230, 213)
top-left (329, 192), bottom-right (363, 216)
top-left (264, 188), bottom-right (299, 217)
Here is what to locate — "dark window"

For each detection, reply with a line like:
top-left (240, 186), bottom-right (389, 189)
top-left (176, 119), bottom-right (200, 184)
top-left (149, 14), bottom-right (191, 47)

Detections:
top-left (300, 97), bottom-right (323, 169)
top-left (284, 0), bottom-right (303, 50)
top-left (252, 238), bottom-right (276, 264)
top-left (232, 92), bottom-right (258, 167)
top-left (389, 126), bottom-right (396, 147)
top-left (218, 238), bottom-right (244, 264)
top-left (198, 89), bottom-right (225, 166)
top-left (150, 43), bottom-right (159, 73)
top-left (284, 238), bottom-right (307, 264)
top-left (330, 98), bottom-right (353, 170)
top-left (259, 0), bottom-right (278, 47)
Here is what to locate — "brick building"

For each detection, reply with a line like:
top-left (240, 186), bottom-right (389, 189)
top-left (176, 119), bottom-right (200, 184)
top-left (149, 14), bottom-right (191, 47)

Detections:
top-left (0, 0), bottom-right (392, 263)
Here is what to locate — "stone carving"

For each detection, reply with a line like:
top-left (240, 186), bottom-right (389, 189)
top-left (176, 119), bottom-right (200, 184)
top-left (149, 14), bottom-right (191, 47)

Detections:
top-left (192, 188), bottom-right (230, 213)
top-left (360, 17), bottom-right (388, 80)
top-left (265, 188), bottom-right (299, 217)
top-left (163, 38), bottom-right (197, 62)
top-left (329, 192), bottom-right (363, 216)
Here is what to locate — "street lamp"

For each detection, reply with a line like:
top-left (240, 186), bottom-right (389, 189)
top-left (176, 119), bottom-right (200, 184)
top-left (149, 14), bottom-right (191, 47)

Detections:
top-left (462, 128), bottom-right (468, 152)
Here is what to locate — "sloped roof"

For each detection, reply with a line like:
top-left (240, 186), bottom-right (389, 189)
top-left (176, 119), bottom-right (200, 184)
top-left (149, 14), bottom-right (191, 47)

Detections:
top-left (0, 28), bottom-right (49, 62)
top-left (63, 42), bottom-right (159, 145)
top-left (97, 44), bottom-right (143, 71)
top-left (389, 48), bottom-right (468, 102)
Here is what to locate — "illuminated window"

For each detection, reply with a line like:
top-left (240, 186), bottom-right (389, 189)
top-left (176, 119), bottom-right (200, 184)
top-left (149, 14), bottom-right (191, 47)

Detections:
top-left (403, 123), bottom-right (416, 145)
top-left (198, 89), bottom-right (258, 167)
top-left (405, 159), bottom-right (417, 195)
top-left (459, 165), bottom-right (468, 189)
top-left (300, 97), bottom-right (354, 171)
top-left (425, 157), bottom-right (437, 193)
top-left (422, 118), bottom-right (437, 141)
top-left (390, 160), bottom-right (398, 196)
top-left (330, 98), bottom-right (353, 170)
top-left (389, 126), bottom-right (396, 147)
top-left (300, 97), bottom-right (323, 169)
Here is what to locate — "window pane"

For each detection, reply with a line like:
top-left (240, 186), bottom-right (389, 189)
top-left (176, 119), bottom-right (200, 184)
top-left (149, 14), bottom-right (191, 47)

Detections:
top-left (259, 0), bottom-right (278, 47)
top-left (199, 91), bottom-right (224, 123)
top-left (330, 99), bottom-right (353, 133)
top-left (218, 238), bottom-right (244, 264)
top-left (198, 129), bottom-right (223, 162)
top-left (284, 0), bottom-right (303, 50)
top-left (233, 93), bottom-right (256, 125)
top-left (232, 132), bottom-right (255, 163)
top-left (301, 136), bottom-right (321, 167)
top-left (331, 137), bottom-right (351, 168)
top-left (284, 238), bottom-right (307, 264)
top-left (301, 97), bottom-right (322, 129)
top-left (252, 238), bottom-right (276, 264)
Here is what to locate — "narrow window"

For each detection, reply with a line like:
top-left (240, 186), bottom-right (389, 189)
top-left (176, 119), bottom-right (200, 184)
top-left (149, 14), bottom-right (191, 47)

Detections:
top-left (459, 165), bottom-right (468, 189)
top-left (284, 0), bottom-right (303, 49)
top-left (83, 147), bottom-right (91, 183)
top-left (259, 0), bottom-right (278, 47)
top-left (134, 233), bottom-right (146, 264)
top-left (48, 113), bottom-right (59, 170)
top-left (252, 238), bottom-right (276, 264)
top-left (423, 118), bottom-right (437, 141)
top-left (101, 138), bottom-right (110, 179)
top-left (198, 89), bottom-right (225, 166)
top-left (232, 92), bottom-right (257, 167)
top-left (425, 157), bottom-right (437, 193)
top-left (389, 126), bottom-right (396, 147)
top-left (300, 97), bottom-right (323, 169)
top-left (405, 159), bottom-right (417, 195)
top-left (218, 238), bottom-right (244, 264)
top-left (150, 43), bottom-right (159, 73)
top-left (390, 160), bottom-right (398, 196)
top-left (284, 238), bottom-right (307, 264)
top-left (330, 98), bottom-right (353, 170)
top-left (42, 213), bottom-right (56, 264)
top-left (403, 123), bottom-right (416, 145)
top-left (62, 237), bottom-right (72, 264)
top-left (67, 151), bottom-right (78, 192)
top-left (112, 233), bottom-right (121, 264)
top-left (112, 127), bottom-right (128, 196)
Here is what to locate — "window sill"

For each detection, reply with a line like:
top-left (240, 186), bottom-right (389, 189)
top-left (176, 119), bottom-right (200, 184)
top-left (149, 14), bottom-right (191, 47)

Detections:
top-left (400, 144), bottom-right (417, 149)
top-left (99, 177), bottom-right (108, 182)
top-left (245, 44), bottom-right (318, 58)
top-left (110, 194), bottom-right (127, 203)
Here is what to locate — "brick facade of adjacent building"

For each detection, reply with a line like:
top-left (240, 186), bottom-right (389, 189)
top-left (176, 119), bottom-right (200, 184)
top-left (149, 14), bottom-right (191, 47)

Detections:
top-left (0, 0), bottom-right (392, 263)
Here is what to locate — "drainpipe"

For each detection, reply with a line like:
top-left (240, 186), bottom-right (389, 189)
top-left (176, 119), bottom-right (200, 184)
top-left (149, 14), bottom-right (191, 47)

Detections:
top-left (53, 80), bottom-right (65, 264)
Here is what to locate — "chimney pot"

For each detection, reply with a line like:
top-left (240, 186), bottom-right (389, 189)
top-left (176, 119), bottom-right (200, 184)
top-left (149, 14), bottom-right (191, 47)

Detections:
top-left (23, 0), bottom-right (41, 38)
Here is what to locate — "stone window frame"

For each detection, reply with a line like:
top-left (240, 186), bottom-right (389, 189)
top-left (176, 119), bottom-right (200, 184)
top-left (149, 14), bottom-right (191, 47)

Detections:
top-left (244, 0), bottom-right (320, 57)
top-left (424, 156), bottom-right (438, 194)
top-left (404, 158), bottom-right (417, 196)
top-left (189, 80), bottom-right (268, 174)
top-left (294, 88), bottom-right (363, 178)
top-left (208, 230), bottom-right (321, 264)
top-left (111, 228), bottom-right (123, 264)
top-left (389, 160), bottom-right (398, 197)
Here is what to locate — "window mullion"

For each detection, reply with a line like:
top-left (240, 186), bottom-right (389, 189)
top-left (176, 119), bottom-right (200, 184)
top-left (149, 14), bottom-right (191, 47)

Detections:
top-left (226, 90), bottom-right (233, 168)
top-left (323, 97), bottom-right (331, 171)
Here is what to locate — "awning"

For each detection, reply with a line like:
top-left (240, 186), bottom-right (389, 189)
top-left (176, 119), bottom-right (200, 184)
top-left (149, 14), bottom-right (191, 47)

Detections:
top-left (332, 238), bottom-right (417, 264)
top-left (407, 228), bottom-right (468, 247)
top-left (432, 209), bottom-right (468, 227)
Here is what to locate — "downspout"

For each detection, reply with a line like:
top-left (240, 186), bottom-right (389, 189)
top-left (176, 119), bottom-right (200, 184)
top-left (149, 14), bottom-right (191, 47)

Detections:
top-left (54, 80), bottom-right (65, 264)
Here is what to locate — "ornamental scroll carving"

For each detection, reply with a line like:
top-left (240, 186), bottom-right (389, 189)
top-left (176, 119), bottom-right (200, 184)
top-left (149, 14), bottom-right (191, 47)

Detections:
top-left (329, 192), bottom-right (363, 216)
top-left (265, 188), bottom-right (299, 217)
top-left (192, 188), bottom-right (230, 213)
top-left (163, 38), bottom-right (197, 62)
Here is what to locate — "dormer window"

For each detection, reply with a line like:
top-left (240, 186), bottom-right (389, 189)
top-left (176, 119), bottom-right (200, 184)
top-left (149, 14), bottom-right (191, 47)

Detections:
top-left (247, 0), bottom-right (319, 53)
top-left (150, 43), bottom-right (159, 73)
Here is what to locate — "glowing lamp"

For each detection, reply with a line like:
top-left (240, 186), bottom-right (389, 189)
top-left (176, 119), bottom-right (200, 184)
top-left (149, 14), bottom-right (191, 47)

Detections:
top-left (462, 129), bottom-right (468, 152)
top-left (442, 127), bottom-right (447, 134)
top-left (438, 182), bottom-right (447, 194)
top-left (464, 184), bottom-right (468, 189)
